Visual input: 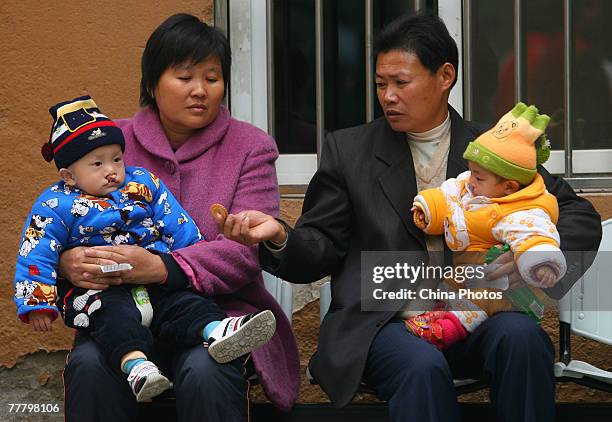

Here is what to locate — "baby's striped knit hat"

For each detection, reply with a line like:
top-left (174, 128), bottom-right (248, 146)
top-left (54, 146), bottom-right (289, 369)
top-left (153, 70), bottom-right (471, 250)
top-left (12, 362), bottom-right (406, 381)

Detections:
top-left (42, 95), bottom-right (125, 169)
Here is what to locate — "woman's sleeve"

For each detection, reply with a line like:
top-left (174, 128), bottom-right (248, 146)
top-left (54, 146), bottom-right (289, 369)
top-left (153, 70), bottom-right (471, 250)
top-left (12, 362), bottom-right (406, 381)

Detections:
top-left (259, 132), bottom-right (354, 283)
top-left (170, 135), bottom-right (280, 296)
top-left (147, 170), bottom-right (203, 249)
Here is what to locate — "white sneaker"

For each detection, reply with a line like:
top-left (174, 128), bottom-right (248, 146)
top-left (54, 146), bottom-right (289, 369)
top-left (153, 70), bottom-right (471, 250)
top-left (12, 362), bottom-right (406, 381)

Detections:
top-left (126, 360), bottom-right (171, 402)
top-left (207, 310), bottom-right (276, 364)
top-left (73, 289), bottom-right (102, 311)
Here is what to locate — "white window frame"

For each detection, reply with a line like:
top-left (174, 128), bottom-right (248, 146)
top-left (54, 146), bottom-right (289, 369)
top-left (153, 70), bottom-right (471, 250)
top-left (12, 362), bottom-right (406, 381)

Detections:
top-left (224, 0), bottom-right (464, 186)
top-left (222, 0), bottom-right (317, 186)
top-left (225, 0), bottom-right (269, 133)
top-left (439, 0), bottom-right (464, 115)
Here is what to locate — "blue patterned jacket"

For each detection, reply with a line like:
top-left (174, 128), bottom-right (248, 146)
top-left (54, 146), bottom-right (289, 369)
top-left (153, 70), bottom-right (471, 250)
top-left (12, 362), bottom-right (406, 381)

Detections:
top-left (14, 166), bottom-right (202, 322)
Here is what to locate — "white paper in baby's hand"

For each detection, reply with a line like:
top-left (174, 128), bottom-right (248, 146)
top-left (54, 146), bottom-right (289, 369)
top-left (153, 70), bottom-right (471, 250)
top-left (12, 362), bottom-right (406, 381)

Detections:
top-left (100, 263), bottom-right (133, 273)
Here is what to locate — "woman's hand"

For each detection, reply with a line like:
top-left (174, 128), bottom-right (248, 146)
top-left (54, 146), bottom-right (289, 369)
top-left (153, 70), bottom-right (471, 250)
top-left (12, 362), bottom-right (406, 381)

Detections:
top-left (59, 246), bottom-right (122, 290)
top-left (215, 210), bottom-right (287, 246)
top-left (86, 245), bottom-right (168, 284)
top-left (485, 250), bottom-right (528, 290)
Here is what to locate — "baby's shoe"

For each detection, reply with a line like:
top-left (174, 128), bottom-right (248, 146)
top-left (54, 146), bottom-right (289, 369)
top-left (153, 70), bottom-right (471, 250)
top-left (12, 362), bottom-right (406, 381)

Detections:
top-left (127, 360), bottom-right (171, 402)
top-left (207, 310), bottom-right (276, 364)
top-left (405, 311), bottom-right (467, 350)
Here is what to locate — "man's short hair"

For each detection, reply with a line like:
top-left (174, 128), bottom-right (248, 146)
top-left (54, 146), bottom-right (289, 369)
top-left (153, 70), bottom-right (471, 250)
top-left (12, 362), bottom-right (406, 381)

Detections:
top-left (374, 13), bottom-right (459, 88)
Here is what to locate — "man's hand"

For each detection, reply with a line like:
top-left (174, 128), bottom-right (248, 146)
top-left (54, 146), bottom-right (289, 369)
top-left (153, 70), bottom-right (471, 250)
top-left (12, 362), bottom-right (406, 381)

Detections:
top-left (534, 265), bottom-right (558, 288)
top-left (214, 210), bottom-right (287, 246)
top-left (59, 247), bottom-right (121, 290)
top-left (485, 250), bottom-right (528, 289)
top-left (29, 312), bottom-right (52, 332)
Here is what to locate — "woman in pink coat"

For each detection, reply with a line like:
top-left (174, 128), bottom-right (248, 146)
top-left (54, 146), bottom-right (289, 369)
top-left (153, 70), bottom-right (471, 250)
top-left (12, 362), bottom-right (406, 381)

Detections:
top-left (59, 13), bottom-right (299, 421)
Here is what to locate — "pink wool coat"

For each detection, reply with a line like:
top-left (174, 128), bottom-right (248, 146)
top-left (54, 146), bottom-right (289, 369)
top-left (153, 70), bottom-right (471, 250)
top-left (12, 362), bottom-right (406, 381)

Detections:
top-left (117, 106), bottom-right (300, 411)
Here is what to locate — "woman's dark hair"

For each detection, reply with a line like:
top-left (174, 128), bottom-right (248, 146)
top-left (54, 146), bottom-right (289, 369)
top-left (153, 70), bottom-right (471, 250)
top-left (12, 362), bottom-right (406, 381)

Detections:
top-left (374, 13), bottom-right (459, 88)
top-left (140, 13), bottom-right (231, 108)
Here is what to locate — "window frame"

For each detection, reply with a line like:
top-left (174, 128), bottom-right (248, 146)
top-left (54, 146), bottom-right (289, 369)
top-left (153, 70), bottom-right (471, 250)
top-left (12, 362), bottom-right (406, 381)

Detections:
top-left (220, 0), bottom-right (612, 190)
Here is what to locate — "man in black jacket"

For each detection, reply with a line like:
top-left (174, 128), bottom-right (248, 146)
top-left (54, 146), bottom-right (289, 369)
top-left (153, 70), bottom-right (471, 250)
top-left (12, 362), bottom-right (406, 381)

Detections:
top-left (219, 14), bottom-right (602, 422)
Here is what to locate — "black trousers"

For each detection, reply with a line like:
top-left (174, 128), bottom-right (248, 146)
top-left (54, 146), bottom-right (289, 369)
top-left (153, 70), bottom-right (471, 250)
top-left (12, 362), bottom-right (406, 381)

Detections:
top-left (64, 333), bottom-right (250, 422)
top-left (58, 284), bottom-right (227, 369)
top-left (363, 312), bottom-right (556, 422)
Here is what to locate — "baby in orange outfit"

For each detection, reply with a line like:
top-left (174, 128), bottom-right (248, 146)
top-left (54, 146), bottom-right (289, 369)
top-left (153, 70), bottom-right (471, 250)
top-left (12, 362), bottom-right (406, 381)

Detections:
top-left (407, 103), bottom-right (566, 349)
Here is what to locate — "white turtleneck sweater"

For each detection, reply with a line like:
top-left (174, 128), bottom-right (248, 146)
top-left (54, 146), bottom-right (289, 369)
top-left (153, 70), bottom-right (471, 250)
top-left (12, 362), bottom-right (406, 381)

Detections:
top-left (406, 112), bottom-right (451, 188)
top-left (405, 113), bottom-right (452, 254)
top-left (399, 113), bottom-right (452, 318)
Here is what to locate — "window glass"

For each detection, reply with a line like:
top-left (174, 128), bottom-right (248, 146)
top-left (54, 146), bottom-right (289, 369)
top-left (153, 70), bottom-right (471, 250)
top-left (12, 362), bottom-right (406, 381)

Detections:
top-left (571, 0), bottom-right (612, 150)
top-left (470, 0), bottom-right (612, 152)
top-left (273, 0), bottom-right (317, 154)
top-left (470, 0), bottom-right (517, 127)
top-left (323, 0), bottom-right (365, 133)
top-left (372, 0), bottom-right (419, 119)
top-left (522, 1), bottom-right (565, 150)
top-left (273, 0), bottom-right (418, 154)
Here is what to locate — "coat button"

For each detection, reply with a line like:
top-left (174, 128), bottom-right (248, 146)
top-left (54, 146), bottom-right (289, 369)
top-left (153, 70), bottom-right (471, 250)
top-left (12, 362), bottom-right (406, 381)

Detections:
top-left (491, 211), bottom-right (498, 218)
top-left (165, 161), bottom-right (176, 174)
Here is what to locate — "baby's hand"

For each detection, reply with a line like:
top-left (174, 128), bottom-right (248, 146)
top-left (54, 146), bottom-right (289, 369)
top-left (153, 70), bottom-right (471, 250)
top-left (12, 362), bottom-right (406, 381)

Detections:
top-left (411, 205), bottom-right (427, 230)
top-left (534, 265), bottom-right (558, 288)
top-left (29, 312), bottom-right (53, 332)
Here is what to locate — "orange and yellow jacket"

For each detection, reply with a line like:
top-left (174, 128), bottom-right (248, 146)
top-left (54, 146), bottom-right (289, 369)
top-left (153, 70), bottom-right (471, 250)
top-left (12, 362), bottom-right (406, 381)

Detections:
top-left (413, 171), bottom-right (567, 287)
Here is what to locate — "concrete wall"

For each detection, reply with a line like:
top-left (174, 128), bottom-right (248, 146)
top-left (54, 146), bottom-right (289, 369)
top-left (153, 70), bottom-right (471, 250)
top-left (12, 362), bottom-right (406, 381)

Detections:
top-left (0, 0), bottom-right (212, 369)
top-left (0, 3), bottom-right (211, 415)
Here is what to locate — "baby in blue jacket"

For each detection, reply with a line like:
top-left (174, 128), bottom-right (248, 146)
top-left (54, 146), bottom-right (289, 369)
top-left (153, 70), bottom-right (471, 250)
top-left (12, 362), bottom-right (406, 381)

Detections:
top-left (14, 96), bottom-right (275, 401)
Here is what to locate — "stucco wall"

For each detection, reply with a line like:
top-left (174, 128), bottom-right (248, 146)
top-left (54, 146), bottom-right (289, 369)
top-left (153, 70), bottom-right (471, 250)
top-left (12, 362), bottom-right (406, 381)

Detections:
top-left (0, 1), bottom-right (212, 367)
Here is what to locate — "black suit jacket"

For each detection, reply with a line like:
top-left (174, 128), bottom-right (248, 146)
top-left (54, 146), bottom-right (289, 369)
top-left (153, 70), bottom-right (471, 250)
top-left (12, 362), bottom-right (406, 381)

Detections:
top-left (260, 107), bottom-right (602, 408)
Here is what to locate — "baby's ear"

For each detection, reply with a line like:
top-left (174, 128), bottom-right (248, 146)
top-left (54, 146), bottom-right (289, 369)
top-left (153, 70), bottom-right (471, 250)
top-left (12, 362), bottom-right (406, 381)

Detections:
top-left (504, 180), bottom-right (521, 195)
top-left (59, 168), bottom-right (76, 186)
